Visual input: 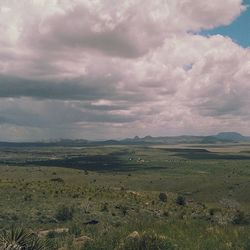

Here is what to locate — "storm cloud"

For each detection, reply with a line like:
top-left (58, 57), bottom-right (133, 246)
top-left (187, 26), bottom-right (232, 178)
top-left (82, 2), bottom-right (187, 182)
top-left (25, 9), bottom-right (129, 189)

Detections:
top-left (0, 0), bottom-right (249, 141)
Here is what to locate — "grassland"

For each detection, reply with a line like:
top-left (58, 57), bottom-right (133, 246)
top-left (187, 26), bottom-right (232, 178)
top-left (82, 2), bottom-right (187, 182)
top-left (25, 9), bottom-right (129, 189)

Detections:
top-left (0, 144), bottom-right (250, 249)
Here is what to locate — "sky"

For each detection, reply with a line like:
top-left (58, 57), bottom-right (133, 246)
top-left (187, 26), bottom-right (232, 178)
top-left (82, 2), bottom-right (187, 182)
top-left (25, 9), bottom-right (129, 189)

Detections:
top-left (202, 0), bottom-right (250, 48)
top-left (0, 0), bottom-right (250, 141)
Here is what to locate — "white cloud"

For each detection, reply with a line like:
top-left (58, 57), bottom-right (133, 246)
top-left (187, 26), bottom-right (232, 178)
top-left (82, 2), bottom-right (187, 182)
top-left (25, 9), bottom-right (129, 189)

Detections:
top-left (0, 0), bottom-right (249, 140)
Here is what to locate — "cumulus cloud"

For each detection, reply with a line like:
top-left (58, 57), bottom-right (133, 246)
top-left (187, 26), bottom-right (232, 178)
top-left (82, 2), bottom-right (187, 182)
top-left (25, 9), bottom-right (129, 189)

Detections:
top-left (21, 0), bottom-right (247, 57)
top-left (0, 0), bottom-right (249, 140)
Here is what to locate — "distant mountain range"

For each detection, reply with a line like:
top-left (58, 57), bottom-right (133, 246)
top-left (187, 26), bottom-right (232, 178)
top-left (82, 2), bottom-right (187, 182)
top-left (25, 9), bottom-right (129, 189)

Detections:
top-left (120, 132), bottom-right (250, 145)
top-left (201, 132), bottom-right (248, 143)
top-left (0, 132), bottom-right (250, 147)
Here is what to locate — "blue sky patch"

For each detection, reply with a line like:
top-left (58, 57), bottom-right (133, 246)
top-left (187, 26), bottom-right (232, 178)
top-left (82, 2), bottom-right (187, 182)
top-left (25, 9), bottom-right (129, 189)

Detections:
top-left (201, 0), bottom-right (250, 48)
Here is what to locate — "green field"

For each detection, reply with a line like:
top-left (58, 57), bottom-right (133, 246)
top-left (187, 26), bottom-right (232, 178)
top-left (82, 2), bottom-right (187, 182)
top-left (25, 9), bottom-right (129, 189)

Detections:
top-left (0, 144), bottom-right (250, 249)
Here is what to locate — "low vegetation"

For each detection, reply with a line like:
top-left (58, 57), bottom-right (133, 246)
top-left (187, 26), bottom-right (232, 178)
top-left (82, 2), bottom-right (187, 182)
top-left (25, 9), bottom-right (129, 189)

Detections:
top-left (0, 144), bottom-right (250, 249)
top-left (0, 227), bottom-right (55, 250)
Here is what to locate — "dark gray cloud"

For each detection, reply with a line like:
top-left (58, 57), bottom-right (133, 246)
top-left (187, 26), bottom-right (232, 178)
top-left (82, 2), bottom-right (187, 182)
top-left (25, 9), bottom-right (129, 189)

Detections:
top-left (0, 98), bottom-right (138, 128)
top-left (0, 75), bottom-right (117, 100)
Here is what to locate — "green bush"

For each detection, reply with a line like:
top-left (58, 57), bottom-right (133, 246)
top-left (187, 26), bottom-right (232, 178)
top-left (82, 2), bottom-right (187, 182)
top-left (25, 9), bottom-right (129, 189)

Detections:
top-left (159, 193), bottom-right (168, 203)
top-left (46, 231), bottom-right (57, 239)
top-left (69, 223), bottom-right (81, 237)
top-left (232, 210), bottom-right (246, 225)
top-left (24, 194), bottom-right (32, 202)
top-left (176, 195), bottom-right (186, 206)
top-left (50, 177), bottom-right (64, 184)
top-left (209, 208), bottom-right (221, 216)
top-left (101, 202), bottom-right (109, 212)
top-left (55, 205), bottom-right (74, 221)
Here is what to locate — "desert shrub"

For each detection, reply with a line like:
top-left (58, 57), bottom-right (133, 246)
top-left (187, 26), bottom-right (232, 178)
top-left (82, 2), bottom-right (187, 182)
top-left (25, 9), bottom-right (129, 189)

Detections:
top-left (69, 224), bottom-right (81, 237)
top-left (121, 231), bottom-right (176, 250)
top-left (72, 193), bottom-right (80, 198)
top-left (159, 193), bottom-right (168, 202)
top-left (209, 208), bottom-right (221, 216)
top-left (100, 202), bottom-right (109, 212)
top-left (24, 194), bottom-right (32, 202)
top-left (232, 210), bottom-right (246, 225)
top-left (46, 231), bottom-right (57, 239)
top-left (243, 238), bottom-right (250, 250)
top-left (121, 206), bottom-right (129, 216)
top-left (163, 211), bottom-right (169, 217)
top-left (0, 227), bottom-right (31, 249)
top-left (10, 214), bottom-right (18, 221)
top-left (50, 178), bottom-right (64, 184)
top-left (0, 226), bottom-right (55, 250)
top-left (176, 195), bottom-right (186, 206)
top-left (55, 205), bottom-right (74, 221)
top-left (29, 237), bottom-right (56, 250)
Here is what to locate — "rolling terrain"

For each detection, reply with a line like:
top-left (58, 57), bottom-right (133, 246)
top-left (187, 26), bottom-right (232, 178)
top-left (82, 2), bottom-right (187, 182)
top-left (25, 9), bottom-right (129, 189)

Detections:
top-left (0, 140), bottom-right (250, 249)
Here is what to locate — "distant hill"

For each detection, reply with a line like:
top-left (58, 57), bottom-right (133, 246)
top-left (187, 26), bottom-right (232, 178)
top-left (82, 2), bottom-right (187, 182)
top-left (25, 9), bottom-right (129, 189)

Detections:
top-left (0, 132), bottom-right (249, 147)
top-left (202, 132), bottom-right (249, 143)
top-left (120, 135), bottom-right (204, 145)
top-left (215, 132), bottom-right (246, 141)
